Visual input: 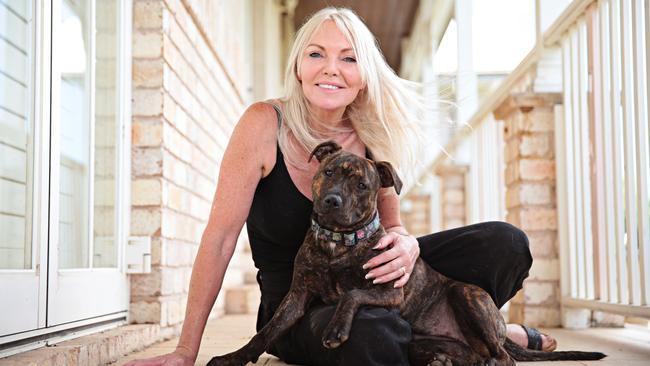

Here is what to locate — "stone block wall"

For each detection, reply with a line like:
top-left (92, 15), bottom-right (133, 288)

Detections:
top-left (436, 165), bottom-right (467, 230)
top-left (495, 93), bottom-right (563, 327)
top-left (400, 165), bottom-right (466, 237)
top-left (129, 0), bottom-right (251, 333)
top-left (401, 187), bottom-right (433, 237)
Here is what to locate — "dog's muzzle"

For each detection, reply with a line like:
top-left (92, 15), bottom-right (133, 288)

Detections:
top-left (322, 193), bottom-right (343, 211)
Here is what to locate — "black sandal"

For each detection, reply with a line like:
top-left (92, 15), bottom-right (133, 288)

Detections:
top-left (521, 324), bottom-right (545, 351)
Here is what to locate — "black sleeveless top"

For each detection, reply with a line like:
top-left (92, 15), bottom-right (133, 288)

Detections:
top-left (246, 104), bottom-right (313, 329)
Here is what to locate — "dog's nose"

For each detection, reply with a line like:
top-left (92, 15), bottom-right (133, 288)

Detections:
top-left (323, 194), bottom-right (343, 210)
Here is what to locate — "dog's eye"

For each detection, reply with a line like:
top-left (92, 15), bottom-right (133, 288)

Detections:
top-left (357, 182), bottom-right (367, 190)
top-left (325, 169), bottom-right (333, 177)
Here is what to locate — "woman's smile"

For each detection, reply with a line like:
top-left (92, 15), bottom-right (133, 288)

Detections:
top-left (316, 82), bottom-right (344, 91)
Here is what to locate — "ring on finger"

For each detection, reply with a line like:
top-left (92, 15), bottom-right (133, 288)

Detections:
top-left (399, 266), bottom-right (406, 276)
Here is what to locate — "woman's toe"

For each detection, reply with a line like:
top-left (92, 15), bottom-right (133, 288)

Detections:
top-left (541, 333), bottom-right (557, 352)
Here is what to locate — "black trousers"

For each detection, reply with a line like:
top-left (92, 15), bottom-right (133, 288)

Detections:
top-left (266, 221), bottom-right (533, 366)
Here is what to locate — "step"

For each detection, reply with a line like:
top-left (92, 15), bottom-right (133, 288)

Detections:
top-left (0, 324), bottom-right (163, 366)
top-left (224, 284), bottom-right (261, 315)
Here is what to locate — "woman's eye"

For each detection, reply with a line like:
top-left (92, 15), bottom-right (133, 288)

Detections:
top-left (357, 182), bottom-right (367, 189)
top-left (325, 169), bottom-right (333, 177)
top-left (343, 56), bottom-right (357, 63)
top-left (309, 52), bottom-right (322, 58)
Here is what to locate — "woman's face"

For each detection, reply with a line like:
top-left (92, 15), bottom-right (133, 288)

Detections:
top-left (298, 20), bottom-right (363, 116)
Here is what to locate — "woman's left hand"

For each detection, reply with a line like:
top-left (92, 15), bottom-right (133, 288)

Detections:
top-left (363, 230), bottom-right (420, 288)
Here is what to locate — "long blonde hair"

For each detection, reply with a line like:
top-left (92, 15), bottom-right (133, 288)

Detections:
top-left (280, 7), bottom-right (425, 183)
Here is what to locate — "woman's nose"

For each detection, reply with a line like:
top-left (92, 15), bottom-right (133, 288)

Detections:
top-left (322, 58), bottom-right (339, 76)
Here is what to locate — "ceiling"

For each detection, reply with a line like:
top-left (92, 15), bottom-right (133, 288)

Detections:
top-left (293, 0), bottom-right (421, 72)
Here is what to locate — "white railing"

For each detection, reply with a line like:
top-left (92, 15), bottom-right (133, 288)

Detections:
top-left (553, 0), bottom-right (650, 317)
top-left (421, 0), bottom-right (650, 319)
top-left (423, 108), bottom-right (507, 227)
top-left (465, 117), bottom-right (507, 224)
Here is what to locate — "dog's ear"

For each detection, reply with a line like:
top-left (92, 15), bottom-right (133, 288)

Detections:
top-left (375, 161), bottom-right (403, 195)
top-left (309, 141), bottom-right (342, 162)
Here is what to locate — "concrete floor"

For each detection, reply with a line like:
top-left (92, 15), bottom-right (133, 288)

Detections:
top-left (113, 314), bottom-right (650, 366)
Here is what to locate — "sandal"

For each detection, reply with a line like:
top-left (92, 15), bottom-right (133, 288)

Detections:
top-left (520, 324), bottom-right (557, 352)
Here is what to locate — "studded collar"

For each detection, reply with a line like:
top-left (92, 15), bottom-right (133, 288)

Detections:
top-left (311, 212), bottom-right (380, 247)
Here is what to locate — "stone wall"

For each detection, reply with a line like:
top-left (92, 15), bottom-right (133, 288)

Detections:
top-left (129, 0), bottom-right (252, 335)
top-left (401, 186), bottom-right (434, 237)
top-left (400, 165), bottom-right (467, 237)
top-left (436, 165), bottom-right (468, 231)
top-left (495, 93), bottom-right (563, 327)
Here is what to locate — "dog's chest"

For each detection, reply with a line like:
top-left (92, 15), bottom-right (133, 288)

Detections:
top-left (316, 241), bottom-right (376, 301)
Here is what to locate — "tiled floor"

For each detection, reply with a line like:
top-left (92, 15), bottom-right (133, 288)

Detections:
top-left (114, 314), bottom-right (650, 365)
top-left (113, 314), bottom-right (287, 366)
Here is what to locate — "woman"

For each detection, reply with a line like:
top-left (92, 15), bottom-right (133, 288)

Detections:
top-left (127, 7), bottom-right (555, 366)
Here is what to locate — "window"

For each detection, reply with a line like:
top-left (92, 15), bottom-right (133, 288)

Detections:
top-left (0, 0), bottom-right (34, 270)
top-left (57, 0), bottom-right (121, 269)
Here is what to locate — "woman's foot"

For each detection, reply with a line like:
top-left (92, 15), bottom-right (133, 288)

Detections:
top-left (506, 323), bottom-right (557, 351)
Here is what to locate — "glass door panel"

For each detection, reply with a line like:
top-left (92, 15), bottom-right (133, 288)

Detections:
top-left (58, 0), bottom-right (90, 269)
top-left (0, 0), bottom-right (34, 270)
top-left (0, 0), bottom-right (39, 337)
top-left (93, 0), bottom-right (118, 268)
top-left (57, 0), bottom-right (118, 270)
top-left (48, 0), bottom-right (128, 327)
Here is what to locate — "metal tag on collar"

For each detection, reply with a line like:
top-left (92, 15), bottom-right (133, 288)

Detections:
top-left (344, 233), bottom-right (356, 246)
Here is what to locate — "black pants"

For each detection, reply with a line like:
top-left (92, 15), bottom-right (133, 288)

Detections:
top-left (266, 221), bottom-right (533, 366)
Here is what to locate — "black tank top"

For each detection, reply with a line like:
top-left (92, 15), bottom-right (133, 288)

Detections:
top-left (246, 104), bottom-right (313, 329)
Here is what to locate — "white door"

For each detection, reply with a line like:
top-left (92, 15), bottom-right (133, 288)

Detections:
top-left (47, 0), bottom-right (130, 326)
top-left (1, 0), bottom-right (131, 341)
top-left (0, 0), bottom-right (46, 337)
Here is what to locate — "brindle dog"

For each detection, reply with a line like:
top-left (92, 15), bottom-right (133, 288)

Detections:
top-left (208, 141), bottom-right (605, 366)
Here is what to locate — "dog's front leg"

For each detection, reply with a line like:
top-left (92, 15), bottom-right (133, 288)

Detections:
top-left (322, 288), bottom-right (401, 349)
top-left (207, 289), bottom-right (313, 366)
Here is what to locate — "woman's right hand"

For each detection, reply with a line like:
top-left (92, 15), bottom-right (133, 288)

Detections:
top-left (123, 349), bottom-right (195, 366)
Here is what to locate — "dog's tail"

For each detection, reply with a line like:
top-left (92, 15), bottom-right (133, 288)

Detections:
top-left (504, 338), bottom-right (606, 361)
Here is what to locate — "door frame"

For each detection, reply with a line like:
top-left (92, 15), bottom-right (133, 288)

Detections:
top-left (0, 0), bottom-right (133, 351)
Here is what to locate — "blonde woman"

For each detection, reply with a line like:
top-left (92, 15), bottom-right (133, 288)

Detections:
top-left (127, 7), bottom-right (555, 366)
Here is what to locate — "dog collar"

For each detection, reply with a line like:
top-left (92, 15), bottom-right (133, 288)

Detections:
top-left (311, 213), bottom-right (381, 247)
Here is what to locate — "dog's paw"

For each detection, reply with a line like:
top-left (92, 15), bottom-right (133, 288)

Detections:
top-left (322, 330), bottom-right (349, 349)
top-left (321, 323), bottom-right (350, 349)
top-left (207, 351), bottom-right (257, 366)
top-left (427, 353), bottom-right (453, 366)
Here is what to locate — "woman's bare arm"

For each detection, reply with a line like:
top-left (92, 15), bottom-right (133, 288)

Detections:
top-left (126, 102), bottom-right (278, 365)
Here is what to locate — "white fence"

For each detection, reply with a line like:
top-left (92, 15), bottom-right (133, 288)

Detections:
top-left (553, 0), bottom-right (650, 317)
top-left (424, 0), bottom-right (650, 319)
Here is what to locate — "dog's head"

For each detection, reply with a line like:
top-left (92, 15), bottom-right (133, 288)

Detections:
top-left (309, 141), bottom-right (402, 231)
